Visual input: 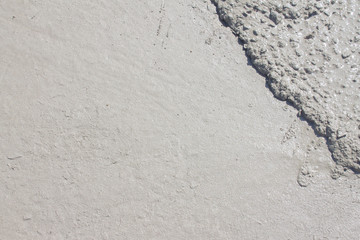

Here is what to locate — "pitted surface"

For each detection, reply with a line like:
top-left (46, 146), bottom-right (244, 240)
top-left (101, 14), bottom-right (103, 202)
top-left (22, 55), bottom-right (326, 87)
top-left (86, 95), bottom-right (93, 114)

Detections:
top-left (212, 0), bottom-right (360, 173)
